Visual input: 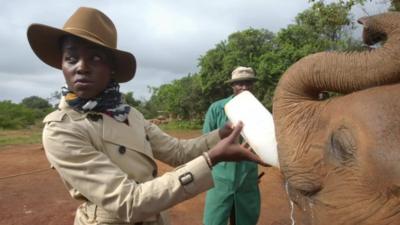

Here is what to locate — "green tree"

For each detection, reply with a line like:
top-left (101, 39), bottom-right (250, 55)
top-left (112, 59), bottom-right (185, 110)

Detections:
top-left (391, 0), bottom-right (400, 10)
top-left (257, 0), bottom-right (364, 109)
top-left (145, 0), bottom-right (376, 118)
top-left (21, 96), bottom-right (52, 110)
top-left (178, 75), bottom-right (205, 119)
top-left (123, 92), bottom-right (141, 107)
top-left (198, 28), bottom-right (275, 106)
top-left (147, 74), bottom-right (204, 120)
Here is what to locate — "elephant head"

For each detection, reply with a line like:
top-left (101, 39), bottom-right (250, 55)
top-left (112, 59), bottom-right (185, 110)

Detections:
top-left (273, 12), bottom-right (400, 225)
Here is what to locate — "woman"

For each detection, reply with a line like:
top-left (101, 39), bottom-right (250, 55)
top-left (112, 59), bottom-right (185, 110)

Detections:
top-left (27, 7), bottom-right (266, 225)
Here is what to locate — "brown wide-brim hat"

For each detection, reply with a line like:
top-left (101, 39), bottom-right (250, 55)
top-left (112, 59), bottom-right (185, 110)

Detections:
top-left (27, 7), bottom-right (136, 83)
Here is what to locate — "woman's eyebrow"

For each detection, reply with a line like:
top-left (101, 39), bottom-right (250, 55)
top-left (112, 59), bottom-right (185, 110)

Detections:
top-left (62, 45), bottom-right (77, 52)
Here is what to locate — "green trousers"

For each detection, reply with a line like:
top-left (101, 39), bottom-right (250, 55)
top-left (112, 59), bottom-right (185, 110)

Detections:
top-left (203, 161), bottom-right (260, 225)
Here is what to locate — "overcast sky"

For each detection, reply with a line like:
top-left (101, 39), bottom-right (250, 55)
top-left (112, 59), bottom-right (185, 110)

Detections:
top-left (0, 0), bottom-right (389, 103)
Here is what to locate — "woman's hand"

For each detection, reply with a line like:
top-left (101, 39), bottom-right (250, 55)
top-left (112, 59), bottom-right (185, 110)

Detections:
top-left (218, 122), bottom-right (234, 139)
top-left (209, 121), bottom-right (268, 167)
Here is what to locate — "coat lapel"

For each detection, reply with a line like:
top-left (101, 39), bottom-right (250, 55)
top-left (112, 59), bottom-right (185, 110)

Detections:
top-left (102, 113), bottom-right (153, 159)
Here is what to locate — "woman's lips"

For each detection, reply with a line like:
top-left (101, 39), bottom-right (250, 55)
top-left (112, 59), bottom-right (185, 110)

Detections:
top-left (74, 79), bottom-right (93, 87)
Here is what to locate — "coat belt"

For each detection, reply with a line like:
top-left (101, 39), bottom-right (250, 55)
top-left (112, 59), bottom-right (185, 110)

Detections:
top-left (81, 202), bottom-right (144, 225)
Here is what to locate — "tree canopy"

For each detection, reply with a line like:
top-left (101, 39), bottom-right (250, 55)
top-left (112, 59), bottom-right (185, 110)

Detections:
top-left (196, 0), bottom-right (365, 111)
top-left (138, 0), bottom-right (381, 119)
top-left (21, 96), bottom-right (52, 110)
top-left (3, 0), bottom-right (394, 129)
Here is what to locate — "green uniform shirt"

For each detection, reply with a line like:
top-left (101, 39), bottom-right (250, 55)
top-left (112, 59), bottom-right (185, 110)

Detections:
top-left (203, 96), bottom-right (260, 225)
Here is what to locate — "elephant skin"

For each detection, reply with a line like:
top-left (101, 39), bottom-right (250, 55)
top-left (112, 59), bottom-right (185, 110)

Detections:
top-left (273, 12), bottom-right (400, 225)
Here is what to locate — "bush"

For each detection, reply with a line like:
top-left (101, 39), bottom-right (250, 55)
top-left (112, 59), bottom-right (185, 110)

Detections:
top-left (0, 101), bottom-right (51, 129)
top-left (21, 96), bottom-right (52, 109)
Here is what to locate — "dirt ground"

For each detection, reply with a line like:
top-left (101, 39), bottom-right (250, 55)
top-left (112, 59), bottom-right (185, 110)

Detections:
top-left (0, 131), bottom-right (294, 225)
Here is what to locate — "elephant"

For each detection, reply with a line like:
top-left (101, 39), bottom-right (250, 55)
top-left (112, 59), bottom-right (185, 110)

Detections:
top-left (272, 12), bottom-right (400, 225)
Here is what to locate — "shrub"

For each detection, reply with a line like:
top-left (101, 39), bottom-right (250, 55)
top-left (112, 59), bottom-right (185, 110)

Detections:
top-left (0, 101), bottom-right (51, 129)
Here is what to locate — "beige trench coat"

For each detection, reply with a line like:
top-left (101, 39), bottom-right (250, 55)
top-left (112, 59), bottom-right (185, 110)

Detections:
top-left (42, 100), bottom-right (220, 225)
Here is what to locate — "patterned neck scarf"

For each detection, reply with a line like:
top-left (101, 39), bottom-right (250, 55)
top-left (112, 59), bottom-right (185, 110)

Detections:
top-left (61, 80), bottom-right (131, 122)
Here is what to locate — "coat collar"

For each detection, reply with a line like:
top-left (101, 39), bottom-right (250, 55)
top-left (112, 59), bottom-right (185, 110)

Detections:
top-left (58, 97), bottom-right (153, 159)
top-left (58, 97), bottom-right (88, 121)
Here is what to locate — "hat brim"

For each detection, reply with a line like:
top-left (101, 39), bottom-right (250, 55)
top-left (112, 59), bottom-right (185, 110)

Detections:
top-left (27, 23), bottom-right (136, 83)
top-left (225, 77), bottom-right (258, 84)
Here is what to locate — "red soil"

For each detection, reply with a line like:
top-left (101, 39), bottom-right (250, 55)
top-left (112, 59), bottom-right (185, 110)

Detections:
top-left (0, 131), bottom-right (294, 225)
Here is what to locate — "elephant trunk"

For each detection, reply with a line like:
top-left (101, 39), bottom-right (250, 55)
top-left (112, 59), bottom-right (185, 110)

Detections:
top-left (273, 12), bottom-right (400, 193)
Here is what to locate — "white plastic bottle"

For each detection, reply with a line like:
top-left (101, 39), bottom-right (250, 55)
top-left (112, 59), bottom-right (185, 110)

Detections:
top-left (224, 91), bottom-right (279, 168)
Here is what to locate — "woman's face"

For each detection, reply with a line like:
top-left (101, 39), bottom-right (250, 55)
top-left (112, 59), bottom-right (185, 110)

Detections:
top-left (61, 36), bottom-right (114, 99)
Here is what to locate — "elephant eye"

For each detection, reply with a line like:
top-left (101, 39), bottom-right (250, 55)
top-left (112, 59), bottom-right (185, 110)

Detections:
top-left (318, 91), bottom-right (329, 100)
top-left (329, 127), bottom-right (356, 165)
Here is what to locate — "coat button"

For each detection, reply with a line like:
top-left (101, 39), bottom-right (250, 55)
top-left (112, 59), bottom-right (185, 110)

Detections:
top-left (118, 146), bottom-right (126, 154)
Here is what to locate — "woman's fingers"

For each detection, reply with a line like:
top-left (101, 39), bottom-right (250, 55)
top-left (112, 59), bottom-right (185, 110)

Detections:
top-left (219, 122), bottom-right (235, 139)
top-left (248, 154), bottom-right (269, 167)
top-left (240, 148), bottom-right (269, 167)
top-left (241, 141), bottom-right (253, 151)
top-left (227, 121), bottom-right (243, 141)
top-left (225, 121), bottom-right (234, 129)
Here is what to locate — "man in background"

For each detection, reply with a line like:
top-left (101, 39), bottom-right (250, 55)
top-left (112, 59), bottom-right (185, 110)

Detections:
top-left (203, 66), bottom-right (261, 225)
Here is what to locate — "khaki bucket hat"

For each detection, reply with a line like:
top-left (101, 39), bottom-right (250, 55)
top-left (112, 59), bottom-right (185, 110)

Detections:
top-left (27, 7), bottom-right (136, 83)
top-left (225, 66), bottom-right (258, 84)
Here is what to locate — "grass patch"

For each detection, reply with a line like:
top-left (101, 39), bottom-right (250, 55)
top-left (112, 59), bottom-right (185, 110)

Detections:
top-left (0, 128), bottom-right (42, 147)
top-left (159, 119), bottom-right (203, 130)
top-left (0, 120), bottom-right (204, 147)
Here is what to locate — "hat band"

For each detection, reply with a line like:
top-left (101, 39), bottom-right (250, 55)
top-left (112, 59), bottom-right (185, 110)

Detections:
top-left (233, 73), bottom-right (255, 79)
top-left (64, 27), bottom-right (115, 48)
